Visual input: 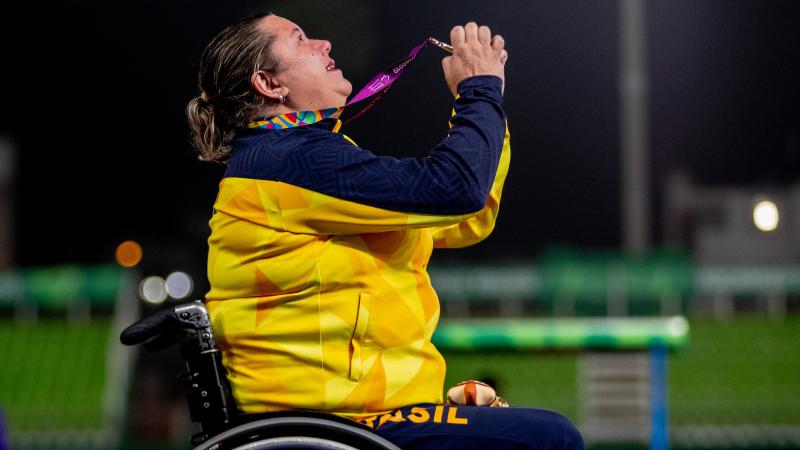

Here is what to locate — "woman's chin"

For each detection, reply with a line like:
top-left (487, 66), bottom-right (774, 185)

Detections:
top-left (341, 79), bottom-right (353, 97)
top-left (336, 85), bottom-right (353, 107)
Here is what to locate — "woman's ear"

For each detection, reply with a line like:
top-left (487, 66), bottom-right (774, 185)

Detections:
top-left (251, 70), bottom-right (289, 101)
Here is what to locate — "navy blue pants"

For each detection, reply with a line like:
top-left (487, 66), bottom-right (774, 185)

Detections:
top-left (357, 404), bottom-right (584, 450)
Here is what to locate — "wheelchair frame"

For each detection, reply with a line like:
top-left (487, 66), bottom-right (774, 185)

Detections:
top-left (171, 301), bottom-right (401, 450)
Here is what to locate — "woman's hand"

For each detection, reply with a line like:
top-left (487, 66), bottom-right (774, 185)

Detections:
top-left (442, 22), bottom-right (508, 96)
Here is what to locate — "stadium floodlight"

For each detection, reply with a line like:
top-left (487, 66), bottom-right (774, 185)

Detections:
top-left (753, 199), bottom-right (779, 232)
top-left (165, 271), bottom-right (193, 299)
top-left (140, 276), bottom-right (168, 304)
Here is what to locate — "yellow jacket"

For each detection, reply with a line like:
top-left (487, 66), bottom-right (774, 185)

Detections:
top-left (205, 76), bottom-right (510, 415)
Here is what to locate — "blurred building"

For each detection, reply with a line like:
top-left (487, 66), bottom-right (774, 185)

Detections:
top-left (665, 171), bottom-right (799, 264)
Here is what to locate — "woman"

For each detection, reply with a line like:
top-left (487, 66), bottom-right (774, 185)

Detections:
top-left (185, 12), bottom-right (582, 449)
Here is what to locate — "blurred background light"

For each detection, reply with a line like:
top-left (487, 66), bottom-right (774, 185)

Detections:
top-left (753, 199), bottom-right (780, 232)
top-left (139, 276), bottom-right (167, 304)
top-left (165, 271), bottom-right (193, 299)
top-left (115, 240), bottom-right (143, 268)
top-left (667, 316), bottom-right (690, 337)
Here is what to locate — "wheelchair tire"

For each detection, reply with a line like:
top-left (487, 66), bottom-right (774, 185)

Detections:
top-left (231, 436), bottom-right (358, 449)
top-left (193, 415), bottom-right (401, 450)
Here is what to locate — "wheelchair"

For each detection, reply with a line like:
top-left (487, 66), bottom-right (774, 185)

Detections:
top-left (123, 301), bottom-right (401, 450)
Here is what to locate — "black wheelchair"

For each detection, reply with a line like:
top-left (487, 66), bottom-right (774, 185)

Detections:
top-left (121, 301), bottom-right (401, 450)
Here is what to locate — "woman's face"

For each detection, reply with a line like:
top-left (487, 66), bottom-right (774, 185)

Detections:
top-left (259, 15), bottom-right (352, 110)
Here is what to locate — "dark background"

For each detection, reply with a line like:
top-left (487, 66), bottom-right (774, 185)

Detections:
top-left (2, 0), bottom-right (798, 277)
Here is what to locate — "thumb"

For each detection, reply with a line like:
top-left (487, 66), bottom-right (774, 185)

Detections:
top-left (442, 55), bottom-right (452, 72)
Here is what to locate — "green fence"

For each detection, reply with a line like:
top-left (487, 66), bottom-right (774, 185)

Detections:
top-left (429, 254), bottom-right (800, 316)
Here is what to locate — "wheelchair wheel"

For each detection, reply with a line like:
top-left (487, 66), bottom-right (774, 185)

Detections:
top-left (232, 436), bottom-right (357, 449)
top-left (193, 414), bottom-right (401, 450)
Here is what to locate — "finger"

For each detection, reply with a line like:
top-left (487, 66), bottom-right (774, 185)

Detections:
top-left (500, 49), bottom-right (508, 64)
top-left (450, 25), bottom-right (466, 47)
top-left (442, 56), bottom-right (454, 91)
top-left (491, 35), bottom-right (505, 53)
top-left (464, 22), bottom-right (479, 44)
top-left (478, 26), bottom-right (491, 46)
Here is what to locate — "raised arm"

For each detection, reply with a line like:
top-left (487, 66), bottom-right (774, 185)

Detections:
top-left (269, 77), bottom-right (506, 235)
top-left (218, 23), bottom-right (509, 235)
top-left (431, 122), bottom-right (510, 248)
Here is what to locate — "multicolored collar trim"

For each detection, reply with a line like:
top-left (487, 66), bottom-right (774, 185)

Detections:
top-left (247, 107), bottom-right (344, 130)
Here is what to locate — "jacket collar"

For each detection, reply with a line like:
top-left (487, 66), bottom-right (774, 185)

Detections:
top-left (247, 107), bottom-right (344, 132)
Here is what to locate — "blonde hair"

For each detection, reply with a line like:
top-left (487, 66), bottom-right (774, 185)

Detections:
top-left (186, 12), bottom-right (280, 163)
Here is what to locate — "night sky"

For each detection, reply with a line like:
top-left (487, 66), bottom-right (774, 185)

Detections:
top-left (2, 0), bottom-right (798, 277)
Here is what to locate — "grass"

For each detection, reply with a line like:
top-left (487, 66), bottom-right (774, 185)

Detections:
top-left (669, 316), bottom-right (800, 425)
top-left (0, 318), bottom-right (111, 432)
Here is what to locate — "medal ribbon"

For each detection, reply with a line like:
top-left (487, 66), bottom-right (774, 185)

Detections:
top-left (248, 38), bottom-right (446, 130)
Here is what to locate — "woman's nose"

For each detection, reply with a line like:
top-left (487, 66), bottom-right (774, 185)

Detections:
top-left (314, 39), bottom-right (332, 54)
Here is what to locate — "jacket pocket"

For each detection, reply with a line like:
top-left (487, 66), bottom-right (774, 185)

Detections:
top-left (348, 292), bottom-right (370, 381)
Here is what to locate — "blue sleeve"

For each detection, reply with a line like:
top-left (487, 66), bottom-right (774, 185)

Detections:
top-left (228, 75), bottom-right (506, 216)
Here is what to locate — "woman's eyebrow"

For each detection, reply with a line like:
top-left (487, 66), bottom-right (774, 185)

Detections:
top-left (291, 27), bottom-right (303, 38)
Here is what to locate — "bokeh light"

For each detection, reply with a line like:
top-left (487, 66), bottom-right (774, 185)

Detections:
top-left (667, 316), bottom-right (690, 337)
top-left (139, 276), bottom-right (167, 304)
top-left (165, 271), bottom-right (193, 299)
top-left (115, 240), bottom-right (143, 267)
top-left (753, 200), bottom-right (779, 232)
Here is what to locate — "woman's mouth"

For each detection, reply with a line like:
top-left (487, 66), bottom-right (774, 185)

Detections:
top-left (326, 60), bottom-right (338, 72)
